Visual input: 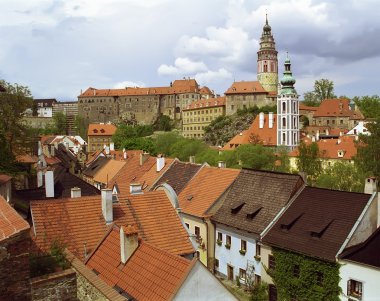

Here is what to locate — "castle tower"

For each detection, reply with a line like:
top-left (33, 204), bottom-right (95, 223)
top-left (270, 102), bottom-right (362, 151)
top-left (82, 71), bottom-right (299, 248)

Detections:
top-left (277, 55), bottom-right (299, 150)
top-left (257, 15), bottom-right (278, 93)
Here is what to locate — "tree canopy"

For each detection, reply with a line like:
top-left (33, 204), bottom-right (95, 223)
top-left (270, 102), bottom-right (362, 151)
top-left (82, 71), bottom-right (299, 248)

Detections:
top-left (296, 141), bottom-right (322, 184)
top-left (302, 79), bottom-right (336, 106)
top-left (353, 95), bottom-right (380, 119)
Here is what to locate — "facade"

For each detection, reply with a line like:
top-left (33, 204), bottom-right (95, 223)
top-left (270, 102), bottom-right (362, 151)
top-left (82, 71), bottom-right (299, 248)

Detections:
top-left (52, 101), bottom-right (79, 135)
top-left (87, 123), bottom-right (116, 152)
top-left (34, 98), bottom-right (57, 117)
top-left (257, 15), bottom-right (278, 93)
top-left (277, 56), bottom-right (299, 150)
top-left (182, 97), bottom-right (225, 139)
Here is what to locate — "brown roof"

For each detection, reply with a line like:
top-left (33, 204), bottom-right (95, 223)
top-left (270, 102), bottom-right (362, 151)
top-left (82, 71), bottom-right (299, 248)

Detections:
top-left (263, 186), bottom-right (371, 262)
top-left (313, 99), bottom-right (364, 119)
top-left (341, 226), bottom-right (380, 269)
top-left (34, 98), bottom-right (58, 107)
top-left (87, 123), bottom-right (117, 136)
top-left (0, 195), bottom-right (30, 242)
top-left (199, 86), bottom-right (214, 96)
top-left (31, 190), bottom-right (194, 261)
top-left (152, 160), bottom-right (203, 195)
top-left (93, 159), bottom-right (126, 185)
top-left (225, 81), bottom-right (267, 95)
top-left (86, 225), bottom-right (193, 301)
top-left (0, 174), bottom-right (12, 185)
top-left (183, 97), bottom-right (225, 111)
top-left (83, 157), bottom-right (110, 178)
top-left (289, 136), bottom-right (357, 160)
top-left (223, 113), bottom-right (277, 150)
top-left (178, 166), bottom-right (240, 217)
top-left (211, 169), bottom-right (304, 235)
top-left (299, 103), bottom-right (319, 111)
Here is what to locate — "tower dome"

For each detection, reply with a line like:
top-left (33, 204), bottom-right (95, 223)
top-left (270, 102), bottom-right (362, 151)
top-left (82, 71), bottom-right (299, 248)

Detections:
top-left (280, 55), bottom-right (296, 95)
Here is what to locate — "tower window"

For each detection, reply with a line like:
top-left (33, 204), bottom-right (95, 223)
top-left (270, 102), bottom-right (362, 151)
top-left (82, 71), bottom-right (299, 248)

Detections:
top-left (282, 118), bottom-right (286, 127)
top-left (282, 102), bottom-right (286, 112)
top-left (282, 133), bottom-right (286, 145)
top-left (264, 64), bottom-right (268, 72)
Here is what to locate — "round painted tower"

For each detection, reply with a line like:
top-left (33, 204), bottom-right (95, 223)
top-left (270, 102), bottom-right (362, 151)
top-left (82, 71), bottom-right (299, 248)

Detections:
top-left (257, 15), bottom-right (278, 93)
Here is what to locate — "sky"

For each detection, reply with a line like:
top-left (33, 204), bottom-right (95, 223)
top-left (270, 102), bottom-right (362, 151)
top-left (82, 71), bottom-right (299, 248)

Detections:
top-left (0, 0), bottom-right (379, 100)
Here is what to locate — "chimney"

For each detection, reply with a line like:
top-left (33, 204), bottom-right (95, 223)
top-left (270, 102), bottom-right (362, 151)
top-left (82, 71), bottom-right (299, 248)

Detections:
top-left (364, 177), bottom-right (378, 194)
top-left (218, 161), bottom-right (226, 168)
top-left (101, 189), bottom-right (113, 224)
top-left (105, 146), bottom-right (110, 155)
top-left (268, 112), bottom-right (274, 129)
top-left (71, 187), bottom-right (81, 198)
top-left (326, 129), bottom-right (329, 136)
top-left (337, 138), bottom-right (341, 145)
top-left (50, 145), bottom-right (55, 157)
top-left (259, 112), bottom-right (264, 129)
top-left (189, 156), bottom-right (195, 164)
top-left (316, 130), bottom-right (320, 141)
top-left (156, 154), bottom-right (165, 172)
top-left (37, 170), bottom-right (44, 188)
top-left (140, 152), bottom-right (149, 166)
top-left (312, 136), bottom-right (316, 142)
top-left (65, 142), bottom-right (69, 151)
top-left (120, 225), bottom-right (139, 264)
top-left (45, 170), bottom-right (54, 198)
top-left (130, 183), bottom-right (143, 195)
top-left (123, 148), bottom-right (127, 160)
top-left (110, 142), bottom-right (115, 151)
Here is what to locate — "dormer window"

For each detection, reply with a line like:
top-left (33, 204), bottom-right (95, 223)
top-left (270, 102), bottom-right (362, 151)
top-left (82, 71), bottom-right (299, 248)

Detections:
top-left (337, 150), bottom-right (345, 158)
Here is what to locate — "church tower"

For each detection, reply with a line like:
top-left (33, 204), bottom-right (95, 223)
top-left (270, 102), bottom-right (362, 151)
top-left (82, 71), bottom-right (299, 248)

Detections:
top-left (257, 15), bottom-right (278, 93)
top-left (277, 55), bottom-right (299, 150)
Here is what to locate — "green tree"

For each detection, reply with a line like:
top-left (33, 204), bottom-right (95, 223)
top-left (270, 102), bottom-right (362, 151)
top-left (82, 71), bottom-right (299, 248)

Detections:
top-left (316, 161), bottom-right (365, 192)
top-left (236, 144), bottom-right (275, 170)
top-left (154, 115), bottom-right (173, 131)
top-left (74, 114), bottom-right (89, 138)
top-left (296, 142), bottom-right (322, 184)
top-left (119, 137), bottom-right (156, 154)
top-left (275, 146), bottom-right (291, 173)
top-left (302, 91), bottom-right (319, 107)
top-left (353, 95), bottom-right (380, 119)
top-left (0, 79), bottom-right (33, 156)
top-left (170, 138), bottom-right (208, 162)
top-left (155, 132), bottom-right (182, 156)
top-left (52, 112), bottom-right (67, 135)
top-left (303, 79), bottom-right (336, 106)
top-left (112, 124), bottom-right (153, 149)
top-left (250, 283), bottom-right (268, 301)
top-left (355, 118), bottom-right (380, 179)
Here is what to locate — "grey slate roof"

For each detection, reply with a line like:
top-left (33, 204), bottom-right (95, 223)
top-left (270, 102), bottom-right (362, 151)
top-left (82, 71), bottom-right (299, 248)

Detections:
top-left (211, 169), bottom-right (304, 235)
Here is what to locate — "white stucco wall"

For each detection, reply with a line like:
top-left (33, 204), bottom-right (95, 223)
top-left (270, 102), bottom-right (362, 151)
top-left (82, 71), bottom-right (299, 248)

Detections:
top-left (214, 225), bottom-right (261, 282)
top-left (174, 261), bottom-right (237, 301)
top-left (339, 260), bottom-right (380, 301)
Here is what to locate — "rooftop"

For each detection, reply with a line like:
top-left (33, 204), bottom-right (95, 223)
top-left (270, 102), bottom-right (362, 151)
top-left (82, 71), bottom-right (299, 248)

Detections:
top-left (225, 81), bottom-right (267, 95)
top-left (183, 97), bottom-right (225, 111)
top-left (87, 123), bottom-right (117, 136)
top-left (313, 99), bottom-right (364, 119)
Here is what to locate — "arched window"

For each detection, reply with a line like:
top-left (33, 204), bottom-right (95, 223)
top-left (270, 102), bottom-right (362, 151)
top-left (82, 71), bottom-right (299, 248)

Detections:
top-left (264, 61), bottom-right (268, 72)
top-left (282, 133), bottom-right (286, 145)
top-left (282, 118), bottom-right (286, 127)
top-left (282, 102), bottom-right (286, 113)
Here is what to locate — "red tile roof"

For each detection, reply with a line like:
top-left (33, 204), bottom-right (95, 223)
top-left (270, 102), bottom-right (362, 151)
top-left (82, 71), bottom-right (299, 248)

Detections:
top-left (93, 160), bottom-right (126, 185)
top-left (299, 103), bottom-right (318, 111)
top-left (178, 166), bottom-right (239, 217)
top-left (225, 81), bottom-right (267, 94)
top-left (0, 196), bottom-right (30, 242)
top-left (31, 190), bottom-right (194, 261)
top-left (313, 99), bottom-right (364, 119)
top-left (88, 124), bottom-right (117, 136)
top-left (223, 113), bottom-right (277, 150)
top-left (289, 136), bottom-right (357, 160)
top-left (0, 174), bottom-right (12, 185)
top-left (86, 226), bottom-right (193, 301)
top-left (199, 86), bottom-right (214, 96)
top-left (183, 97), bottom-right (225, 111)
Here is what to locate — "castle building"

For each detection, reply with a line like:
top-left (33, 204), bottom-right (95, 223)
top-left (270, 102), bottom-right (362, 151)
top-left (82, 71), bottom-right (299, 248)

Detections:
top-left (277, 56), bottom-right (299, 150)
top-left (225, 16), bottom-right (278, 115)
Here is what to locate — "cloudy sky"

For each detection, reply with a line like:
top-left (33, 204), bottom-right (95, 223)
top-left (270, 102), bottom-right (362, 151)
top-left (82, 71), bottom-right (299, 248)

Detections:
top-left (1, 0), bottom-right (379, 100)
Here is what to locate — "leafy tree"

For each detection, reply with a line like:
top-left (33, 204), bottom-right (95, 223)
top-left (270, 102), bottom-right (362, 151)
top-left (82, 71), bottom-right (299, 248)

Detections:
top-left (316, 161), bottom-right (365, 192)
top-left (250, 283), bottom-right (268, 301)
top-left (296, 142), bottom-right (322, 184)
top-left (275, 146), bottom-right (291, 173)
top-left (0, 80), bottom-right (33, 156)
top-left (303, 79), bottom-right (336, 106)
top-left (353, 95), bottom-right (380, 119)
top-left (236, 144), bottom-right (275, 170)
top-left (302, 91), bottom-right (319, 107)
top-left (170, 138), bottom-right (208, 162)
top-left (155, 131), bottom-right (182, 156)
top-left (154, 115), bottom-right (173, 131)
top-left (74, 114), bottom-right (89, 139)
top-left (112, 124), bottom-right (153, 149)
top-left (119, 137), bottom-right (156, 154)
top-left (355, 118), bottom-right (380, 179)
top-left (52, 112), bottom-right (67, 135)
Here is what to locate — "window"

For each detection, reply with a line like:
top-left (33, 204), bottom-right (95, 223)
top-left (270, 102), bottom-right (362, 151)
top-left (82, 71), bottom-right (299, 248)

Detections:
top-left (293, 265), bottom-right (300, 278)
top-left (185, 223), bottom-right (189, 229)
top-left (282, 118), bottom-right (286, 127)
top-left (214, 259), bottom-right (219, 268)
top-left (239, 268), bottom-right (246, 279)
top-left (226, 235), bottom-right (231, 248)
top-left (217, 232), bottom-right (223, 242)
top-left (254, 274), bottom-right (261, 285)
top-left (347, 279), bottom-right (362, 299)
top-left (268, 255), bottom-right (276, 270)
top-left (241, 240), bottom-right (247, 251)
top-left (256, 244), bottom-right (261, 257)
top-left (194, 226), bottom-right (200, 238)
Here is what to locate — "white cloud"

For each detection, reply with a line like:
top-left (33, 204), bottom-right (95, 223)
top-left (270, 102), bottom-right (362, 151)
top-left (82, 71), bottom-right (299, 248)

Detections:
top-left (158, 57), bottom-right (208, 75)
top-left (195, 68), bottom-right (233, 84)
top-left (113, 81), bottom-right (146, 88)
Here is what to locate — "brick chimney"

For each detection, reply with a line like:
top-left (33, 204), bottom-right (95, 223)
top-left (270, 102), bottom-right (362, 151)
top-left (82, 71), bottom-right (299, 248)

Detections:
top-left (45, 170), bottom-right (54, 198)
top-left (140, 152), bottom-right (149, 166)
top-left (120, 225), bottom-right (139, 264)
top-left (101, 189), bottom-right (113, 224)
top-left (189, 156), bottom-right (195, 164)
top-left (71, 187), bottom-right (81, 198)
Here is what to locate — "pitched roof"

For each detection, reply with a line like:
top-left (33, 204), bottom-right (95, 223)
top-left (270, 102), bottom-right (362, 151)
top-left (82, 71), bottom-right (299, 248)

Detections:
top-left (0, 195), bottom-right (30, 242)
top-left (86, 226), bottom-right (193, 301)
top-left (289, 136), bottom-right (357, 160)
top-left (341, 226), bottom-right (380, 269)
top-left (34, 98), bottom-right (57, 107)
top-left (152, 160), bottom-right (203, 195)
top-left (31, 190), bottom-right (194, 261)
top-left (199, 86), bottom-right (214, 96)
top-left (178, 166), bottom-right (240, 217)
top-left (87, 123), bottom-right (117, 136)
top-left (136, 157), bottom-right (175, 191)
top-left (225, 81), bottom-right (267, 95)
top-left (223, 113), bottom-right (277, 150)
top-left (83, 157), bottom-right (110, 178)
top-left (313, 98), bottom-right (364, 119)
top-left (183, 97), bottom-right (225, 111)
top-left (15, 154), bottom-right (38, 164)
top-left (0, 174), bottom-right (12, 185)
top-left (299, 103), bottom-right (319, 111)
top-left (262, 186), bottom-right (371, 262)
top-left (93, 159), bottom-right (126, 185)
top-left (211, 169), bottom-right (304, 235)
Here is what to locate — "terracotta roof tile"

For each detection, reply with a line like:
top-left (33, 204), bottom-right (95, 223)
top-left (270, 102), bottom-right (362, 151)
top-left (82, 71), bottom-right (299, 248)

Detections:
top-left (86, 226), bottom-right (192, 301)
top-left (178, 166), bottom-right (239, 217)
top-left (93, 160), bottom-right (126, 185)
top-left (225, 81), bottom-right (267, 94)
top-left (87, 124), bottom-right (117, 136)
top-left (263, 186), bottom-right (371, 262)
top-left (83, 157), bottom-right (110, 178)
top-left (0, 174), bottom-right (12, 185)
top-left (0, 196), bottom-right (30, 242)
top-left (313, 98), bottom-right (364, 119)
top-left (183, 97), bottom-right (225, 111)
top-left (299, 103), bottom-right (318, 111)
top-left (223, 113), bottom-right (277, 150)
top-left (212, 169), bottom-right (304, 235)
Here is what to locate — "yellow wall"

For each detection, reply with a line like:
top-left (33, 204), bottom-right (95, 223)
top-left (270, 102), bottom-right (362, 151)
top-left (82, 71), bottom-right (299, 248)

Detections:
top-left (260, 244), bottom-right (274, 285)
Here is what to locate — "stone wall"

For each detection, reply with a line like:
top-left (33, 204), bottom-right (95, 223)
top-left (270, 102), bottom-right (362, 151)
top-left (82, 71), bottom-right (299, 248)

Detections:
top-left (31, 269), bottom-right (77, 301)
top-left (76, 272), bottom-right (108, 301)
top-left (225, 93), bottom-right (276, 115)
top-left (0, 230), bottom-right (31, 301)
